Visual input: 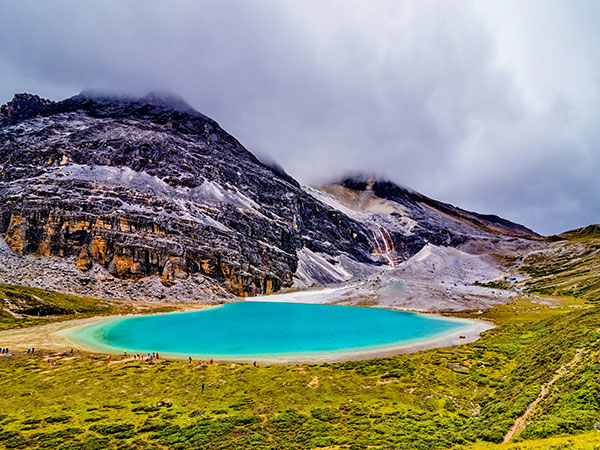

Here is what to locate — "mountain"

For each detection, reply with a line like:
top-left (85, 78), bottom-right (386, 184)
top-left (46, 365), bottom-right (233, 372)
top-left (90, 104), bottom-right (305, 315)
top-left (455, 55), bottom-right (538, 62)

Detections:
top-left (0, 92), bottom-right (540, 302)
top-left (313, 176), bottom-right (538, 261)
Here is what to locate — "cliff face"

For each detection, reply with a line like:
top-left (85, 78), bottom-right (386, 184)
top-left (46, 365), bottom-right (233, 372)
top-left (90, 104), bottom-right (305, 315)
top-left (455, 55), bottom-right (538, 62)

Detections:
top-left (0, 93), bottom-right (375, 297)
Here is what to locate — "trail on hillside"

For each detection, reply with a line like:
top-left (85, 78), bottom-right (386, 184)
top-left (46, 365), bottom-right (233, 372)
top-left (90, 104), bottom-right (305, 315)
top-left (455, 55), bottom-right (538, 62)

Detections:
top-left (503, 348), bottom-right (584, 443)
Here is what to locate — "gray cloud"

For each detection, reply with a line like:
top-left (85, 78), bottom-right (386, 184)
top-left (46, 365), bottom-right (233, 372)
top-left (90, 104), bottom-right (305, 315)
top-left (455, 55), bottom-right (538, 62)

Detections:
top-left (0, 0), bottom-right (598, 235)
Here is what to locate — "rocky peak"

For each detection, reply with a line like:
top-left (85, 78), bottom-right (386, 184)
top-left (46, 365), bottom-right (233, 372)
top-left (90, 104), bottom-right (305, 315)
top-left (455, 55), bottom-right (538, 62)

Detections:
top-left (0, 90), bottom-right (215, 130)
top-left (140, 92), bottom-right (197, 113)
top-left (337, 175), bottom-right (417, 204)
top-left (76, 89), bottom-right (199, 115)
top-left (0, 93), bottom-right (56, 126)
top-left (330, 175), bottom-right (538, 239)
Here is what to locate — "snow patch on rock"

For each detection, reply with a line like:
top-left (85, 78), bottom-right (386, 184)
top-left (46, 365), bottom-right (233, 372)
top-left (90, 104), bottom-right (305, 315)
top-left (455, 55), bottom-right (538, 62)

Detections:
top-left (47, 164), bottom-right (173, 196)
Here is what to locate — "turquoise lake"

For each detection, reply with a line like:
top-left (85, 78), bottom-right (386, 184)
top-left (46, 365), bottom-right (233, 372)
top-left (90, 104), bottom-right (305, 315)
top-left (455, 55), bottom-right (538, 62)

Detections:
top-left (65, 302), bottom-right (471, 360)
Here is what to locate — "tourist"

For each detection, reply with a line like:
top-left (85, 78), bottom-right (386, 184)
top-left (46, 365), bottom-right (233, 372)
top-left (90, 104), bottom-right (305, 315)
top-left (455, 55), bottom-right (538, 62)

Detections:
top-left (201, 383), bottom-right (205, 394)
top-left (253, 361), bottom-right (256, 368)
top-left (188, 356), bottom-right (192, 363)
top-left (210, 358), bottom-right (213, 366)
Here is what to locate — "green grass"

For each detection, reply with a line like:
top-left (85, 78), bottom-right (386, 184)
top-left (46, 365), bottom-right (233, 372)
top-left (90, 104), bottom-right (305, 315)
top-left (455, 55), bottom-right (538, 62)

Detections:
top-left (471, 431), bottom-right (600, 449)
top-left (472, 280), bottom-right (513, 290)
top-left (559, 224), bottom-right (600, 241)
top-left (0, 283), bottom-right (178, 331)
top-left (0, 290), bottom-right (599, 449)
top-left (518, 230), bottom-right (600, 302)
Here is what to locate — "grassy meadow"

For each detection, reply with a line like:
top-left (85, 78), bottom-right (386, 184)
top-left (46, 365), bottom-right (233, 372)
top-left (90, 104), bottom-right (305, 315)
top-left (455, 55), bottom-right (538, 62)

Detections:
top-left (0, 280), bottom-right (599, 449)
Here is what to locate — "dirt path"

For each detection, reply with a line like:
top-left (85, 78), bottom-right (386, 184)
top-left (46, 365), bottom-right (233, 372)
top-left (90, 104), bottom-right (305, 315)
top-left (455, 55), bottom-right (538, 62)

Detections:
top-left (503, 349), bottom-right (583, 443)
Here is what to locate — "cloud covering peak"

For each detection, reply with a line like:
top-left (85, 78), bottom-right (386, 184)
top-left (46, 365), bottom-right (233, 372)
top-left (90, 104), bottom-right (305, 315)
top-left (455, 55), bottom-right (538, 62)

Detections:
top-left (0, 0), bottom-right (598, 235)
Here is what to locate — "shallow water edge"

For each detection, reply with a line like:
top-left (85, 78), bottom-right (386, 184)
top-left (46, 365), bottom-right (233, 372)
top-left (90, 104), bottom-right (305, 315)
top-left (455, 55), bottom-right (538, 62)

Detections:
top-left (56, 303), bottom-right (493, 363)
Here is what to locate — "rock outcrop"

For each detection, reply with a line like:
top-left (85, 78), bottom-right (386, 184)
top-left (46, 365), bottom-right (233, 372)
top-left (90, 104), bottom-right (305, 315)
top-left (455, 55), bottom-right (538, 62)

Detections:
top-left (0, 92), bottom-right (375, 298)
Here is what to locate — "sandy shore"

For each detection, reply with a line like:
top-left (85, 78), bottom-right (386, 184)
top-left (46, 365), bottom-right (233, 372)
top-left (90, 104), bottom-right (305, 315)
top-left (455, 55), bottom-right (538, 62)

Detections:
top-left (0, 303), bottom-right (213, 354)
top-left (0, 307), bottom-right (493, 363)
top-left (0, 315), bottom-right (122, 353)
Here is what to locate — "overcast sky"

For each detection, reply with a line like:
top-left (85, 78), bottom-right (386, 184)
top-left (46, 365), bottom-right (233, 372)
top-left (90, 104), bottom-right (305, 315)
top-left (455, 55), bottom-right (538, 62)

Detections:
top-left (1, 1), bottom-right (598, 235)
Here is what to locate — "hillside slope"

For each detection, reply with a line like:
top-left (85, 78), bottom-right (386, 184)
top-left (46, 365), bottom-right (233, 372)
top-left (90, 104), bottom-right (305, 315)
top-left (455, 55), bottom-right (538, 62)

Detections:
top-left (518, 225), bottom-right (600, 301)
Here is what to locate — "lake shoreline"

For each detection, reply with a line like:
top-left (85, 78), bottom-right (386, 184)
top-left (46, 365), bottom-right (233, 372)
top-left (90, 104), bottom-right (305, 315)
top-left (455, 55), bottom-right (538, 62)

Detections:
top-left (0, 301), bottom-right (494, 363)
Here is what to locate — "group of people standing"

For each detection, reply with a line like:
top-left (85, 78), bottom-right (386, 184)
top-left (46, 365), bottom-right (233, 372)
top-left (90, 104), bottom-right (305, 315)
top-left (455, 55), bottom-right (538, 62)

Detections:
top-left (188, 356), bottom-right (215, 366)
top-left (132, 352), bottom-right (160, 361)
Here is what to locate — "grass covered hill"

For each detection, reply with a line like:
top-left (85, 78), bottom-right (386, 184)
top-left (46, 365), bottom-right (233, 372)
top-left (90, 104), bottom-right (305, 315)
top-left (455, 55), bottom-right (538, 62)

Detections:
top-left (519, 225), bottom-right (600, 302)
top-left (0, 283), bottom-right (179, 331)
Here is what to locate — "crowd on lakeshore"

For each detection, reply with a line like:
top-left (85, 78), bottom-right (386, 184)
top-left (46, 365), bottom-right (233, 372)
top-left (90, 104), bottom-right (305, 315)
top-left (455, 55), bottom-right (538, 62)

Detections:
top-left (0, 346), bottom-right (259, 376)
